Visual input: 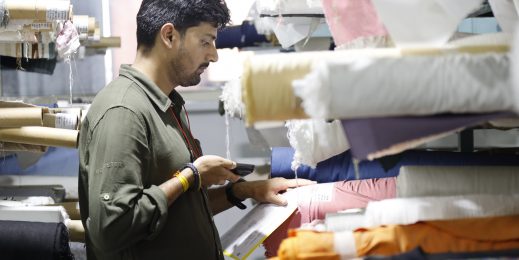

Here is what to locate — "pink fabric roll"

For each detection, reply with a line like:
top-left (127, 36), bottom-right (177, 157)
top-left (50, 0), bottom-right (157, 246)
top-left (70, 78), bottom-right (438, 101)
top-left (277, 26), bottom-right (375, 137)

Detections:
top-left (321, 0), bottom-right (388, 47)
top-left (263, 177), bottom-right (397, 258)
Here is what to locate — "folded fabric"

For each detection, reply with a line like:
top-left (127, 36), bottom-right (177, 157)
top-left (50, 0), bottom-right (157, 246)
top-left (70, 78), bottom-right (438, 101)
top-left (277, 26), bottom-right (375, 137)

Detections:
top-left (276, 215), bottom-right (519, 259)
top-left (0, 220), bottom-right (74, 260)
top-left (277, 229), bottom-right (339, 260)
top-left (397, 166), bottom-right (519, 197)
top-left (321, 0), bottom-right (389, 48)
top-left (352, 215), bottom-right (519, 257)
top-left (364, 194), bottom-right (519, 227)
top-left (271, 147), bottom-right (519, 183)
top-left (263, 178), bottom-right (396, 257)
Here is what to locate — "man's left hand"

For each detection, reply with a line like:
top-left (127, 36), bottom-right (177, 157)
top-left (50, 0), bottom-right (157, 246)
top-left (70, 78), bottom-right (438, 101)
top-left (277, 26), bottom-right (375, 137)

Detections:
top-left (233, 177), bottom-right (316, 206)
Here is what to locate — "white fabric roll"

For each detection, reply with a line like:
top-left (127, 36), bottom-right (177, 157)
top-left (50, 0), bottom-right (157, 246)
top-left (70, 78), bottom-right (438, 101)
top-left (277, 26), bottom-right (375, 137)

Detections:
top-left (286, 119), bottom-right (349, 169)
top-left (293, 53), bottom-right (513, 119)
top-left (489, 0), bottom-right (518, 33)
top-left (397, 166), bottom-right (519, 198)
top-left (365, 194), bottom-right (519, 227)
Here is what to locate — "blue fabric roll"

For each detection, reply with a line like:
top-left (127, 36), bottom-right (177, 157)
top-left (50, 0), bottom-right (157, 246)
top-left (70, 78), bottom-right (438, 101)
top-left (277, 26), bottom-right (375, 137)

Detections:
top-left (271, 147), bottom-right (519, 183)
top-left (0, 220), bottom-right (73, 260)
top-left (216, 21), bottom-right (269, 49)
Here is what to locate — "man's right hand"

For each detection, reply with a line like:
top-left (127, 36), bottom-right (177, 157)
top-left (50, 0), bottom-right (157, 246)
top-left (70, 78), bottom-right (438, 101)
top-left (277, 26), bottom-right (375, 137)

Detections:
top-left (193, 155), bottom-right (240, 186)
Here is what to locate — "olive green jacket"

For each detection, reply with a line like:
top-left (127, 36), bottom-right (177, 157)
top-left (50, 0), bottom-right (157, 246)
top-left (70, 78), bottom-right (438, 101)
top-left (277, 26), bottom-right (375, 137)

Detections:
top-left (78, 65), bottom-right (223, 260)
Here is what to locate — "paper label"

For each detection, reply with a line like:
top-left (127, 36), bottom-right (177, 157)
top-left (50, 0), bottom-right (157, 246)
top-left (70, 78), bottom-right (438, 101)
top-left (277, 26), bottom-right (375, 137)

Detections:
top-left (55, 113), bottom-right (77, 129)
top-left (31, 23), bottom-right (52, 30)
top-left (46, 2), bottom-right (69, 21)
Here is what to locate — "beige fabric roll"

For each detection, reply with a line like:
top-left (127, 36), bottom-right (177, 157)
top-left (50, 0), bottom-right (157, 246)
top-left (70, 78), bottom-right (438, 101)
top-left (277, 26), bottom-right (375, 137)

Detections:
top-left (0, 126), bottom-right (78, 148)
top-left (0, 107), bottom-right (43, 127)
top-left (0, 141), bottom-right (47, 152)
top-left (397, 166), bottom-right (519, 197)
top-left (242, 46), bottom-right (508, 125)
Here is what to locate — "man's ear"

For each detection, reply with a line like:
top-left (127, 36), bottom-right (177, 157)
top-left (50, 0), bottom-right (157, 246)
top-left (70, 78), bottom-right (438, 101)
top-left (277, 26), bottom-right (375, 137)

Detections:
top-left (159, 23), bottom-right (177, 48)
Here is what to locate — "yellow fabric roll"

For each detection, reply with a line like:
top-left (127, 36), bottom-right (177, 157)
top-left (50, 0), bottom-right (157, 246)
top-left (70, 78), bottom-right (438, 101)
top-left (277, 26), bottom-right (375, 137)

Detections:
top-left (0, 126), bottom-right (78, 148)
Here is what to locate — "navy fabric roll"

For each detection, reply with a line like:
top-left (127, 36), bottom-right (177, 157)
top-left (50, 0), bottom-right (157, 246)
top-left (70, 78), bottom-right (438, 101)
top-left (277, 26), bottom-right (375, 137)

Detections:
top-left (216, 21), bottom-right (269, 49)
top-left (271, 147), bottom-right (519, 183)
top-left (0, 221), bottom-right (73, 260)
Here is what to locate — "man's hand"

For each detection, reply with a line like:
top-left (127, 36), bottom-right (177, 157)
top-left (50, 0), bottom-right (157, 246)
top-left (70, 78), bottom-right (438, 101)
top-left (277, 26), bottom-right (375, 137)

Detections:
top-left (233, 178), bottom-right (316, 206)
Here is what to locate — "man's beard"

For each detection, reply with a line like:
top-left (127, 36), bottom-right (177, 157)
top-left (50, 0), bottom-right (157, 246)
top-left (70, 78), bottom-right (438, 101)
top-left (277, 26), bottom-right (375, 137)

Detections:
top-left (173, 46), bottom-right (208, 87)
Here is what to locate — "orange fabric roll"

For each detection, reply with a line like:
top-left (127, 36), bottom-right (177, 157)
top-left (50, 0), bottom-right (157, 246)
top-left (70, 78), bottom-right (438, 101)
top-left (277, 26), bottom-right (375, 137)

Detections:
top-left (277, 230), bottom-right (340, 260)
top-left (354, 214), bottom-right (519, 256)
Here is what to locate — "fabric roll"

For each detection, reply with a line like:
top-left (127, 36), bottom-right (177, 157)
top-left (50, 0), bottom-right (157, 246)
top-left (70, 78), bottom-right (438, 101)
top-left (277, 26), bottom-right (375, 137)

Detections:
top-left (277, 229), bottom-right (339, 260)
top-left (0, 126), bottom-right (79, 148)
top-left (293, 53), bottom-right (512, 120)
top-left (275, 215), bottom-right (519, 259)
top-left (353, 215), bottom-right (519, 257)
top-left (285, 119), bottom-right (349, 169)
top-left (371, 0), bottom-right (484, 47)
top-left (488, 0), bottom-right (518, 33)
top-left (397, 166), bottom-right (519, 197)
top-left (321, 0), bottom-right (389, 48)
top-left (341, 112), bottom-right (511, 161)
top-left (263, 178), bottom-right (396, 257)
top-left (364, 247), bottom-right (519, 260)
top-left (271, 147), bottom-right (519, 183)
top-left (364, 194), bottom-right (519, 227)
top-left (0, 220), bottom-right (73, 260)
top-left (216, 21), bottom-right (268, 49)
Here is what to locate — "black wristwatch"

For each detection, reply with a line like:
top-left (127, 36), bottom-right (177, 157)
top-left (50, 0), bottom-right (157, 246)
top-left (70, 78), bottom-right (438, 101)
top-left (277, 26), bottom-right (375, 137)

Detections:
top-left (225, 178), bottom-right (247, 210)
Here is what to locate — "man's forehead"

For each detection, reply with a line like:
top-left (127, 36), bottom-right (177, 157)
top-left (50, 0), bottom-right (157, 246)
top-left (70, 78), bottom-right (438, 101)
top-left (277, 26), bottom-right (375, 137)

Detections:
top-left (186, 22), bottom-right (217, 38)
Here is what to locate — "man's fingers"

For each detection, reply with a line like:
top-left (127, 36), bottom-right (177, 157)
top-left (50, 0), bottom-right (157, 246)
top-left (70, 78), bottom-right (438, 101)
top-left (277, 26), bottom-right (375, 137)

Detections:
top-left (285, 178), bottom-right (317, 188)
top-left (221, 159), bottom-right (236, 169)
top-left (269, 194), bottom-right (287, 206)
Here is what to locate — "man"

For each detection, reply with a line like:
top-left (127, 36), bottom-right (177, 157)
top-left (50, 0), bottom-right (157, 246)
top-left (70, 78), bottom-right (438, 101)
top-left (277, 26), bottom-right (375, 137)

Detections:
top-left (78, 0), bottom-right (314, 259)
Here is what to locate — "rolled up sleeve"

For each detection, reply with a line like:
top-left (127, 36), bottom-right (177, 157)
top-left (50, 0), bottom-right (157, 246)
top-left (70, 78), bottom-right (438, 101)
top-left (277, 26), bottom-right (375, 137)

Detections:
top-left (86, 106), bottom-right (168, 253)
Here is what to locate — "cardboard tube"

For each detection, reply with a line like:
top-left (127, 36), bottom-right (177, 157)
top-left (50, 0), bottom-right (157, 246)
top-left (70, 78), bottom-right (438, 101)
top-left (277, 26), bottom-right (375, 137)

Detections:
top-left (88, 17), bottom-right (96, 35)
top-left (5, 0), bottom-right (48, 21)
top-left (86, 37), bottom-right (121, 48)
top-left (0, 126), bottom-right (79, 148)
top-left (0, 107), bottom-right (43, 127)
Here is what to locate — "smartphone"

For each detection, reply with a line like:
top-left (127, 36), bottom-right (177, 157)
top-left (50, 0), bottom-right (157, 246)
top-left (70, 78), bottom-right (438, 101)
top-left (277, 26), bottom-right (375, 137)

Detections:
top-left (231, 163), bottom-right (255, 177)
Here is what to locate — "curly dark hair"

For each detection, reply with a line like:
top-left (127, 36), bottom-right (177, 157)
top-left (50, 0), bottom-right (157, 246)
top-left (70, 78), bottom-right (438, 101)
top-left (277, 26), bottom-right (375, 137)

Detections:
top-left (136, 0), bottom-right (230, 53)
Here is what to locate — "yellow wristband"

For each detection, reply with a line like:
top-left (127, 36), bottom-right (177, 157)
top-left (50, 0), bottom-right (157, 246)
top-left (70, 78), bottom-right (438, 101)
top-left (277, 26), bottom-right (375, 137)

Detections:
top-left (174, 171), bottom-right (189, 192)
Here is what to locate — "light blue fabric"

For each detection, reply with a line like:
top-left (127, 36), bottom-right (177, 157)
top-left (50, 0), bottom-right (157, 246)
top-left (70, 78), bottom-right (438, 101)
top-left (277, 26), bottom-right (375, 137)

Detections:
top-left (0, 147), bottom-right (79, 176)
